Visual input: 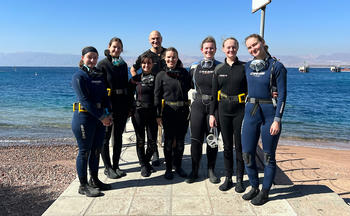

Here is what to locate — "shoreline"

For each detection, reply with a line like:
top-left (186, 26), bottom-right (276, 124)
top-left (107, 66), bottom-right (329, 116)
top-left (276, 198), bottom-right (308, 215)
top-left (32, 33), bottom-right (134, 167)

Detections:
top-left (0, 135), bottom-right (349, 150)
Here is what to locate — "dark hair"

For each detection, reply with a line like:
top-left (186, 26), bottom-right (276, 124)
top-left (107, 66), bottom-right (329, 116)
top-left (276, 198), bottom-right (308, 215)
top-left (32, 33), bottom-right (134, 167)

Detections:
top-left (163, 47), bottom-right (178, 59)
top-left (222, 37), bottom-right (239, 49)
top-left (201, 36), bottom-right (216, 49)
top-left (140, 53), bottom-right (153, 64)
top-left (108, 37), bottom-right (123, 48)
top-left (79, 46), bottom-right (98, 67)
top-left (245, 33), bottom-right (269, 53)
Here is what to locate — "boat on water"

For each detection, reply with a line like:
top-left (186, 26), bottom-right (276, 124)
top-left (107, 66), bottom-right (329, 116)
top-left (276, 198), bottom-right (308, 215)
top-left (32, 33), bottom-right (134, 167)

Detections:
top-left (330, 66), bottom-right (340, 72)
top-left (340, 68), bottom-right (350, 72)
top-left (299, 65), bottom-right (309, 73)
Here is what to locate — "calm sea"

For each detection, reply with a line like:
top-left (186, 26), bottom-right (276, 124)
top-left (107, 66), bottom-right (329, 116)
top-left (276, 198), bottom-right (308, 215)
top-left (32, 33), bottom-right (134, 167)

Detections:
top-left (0, 67), bottom-right (349, 149)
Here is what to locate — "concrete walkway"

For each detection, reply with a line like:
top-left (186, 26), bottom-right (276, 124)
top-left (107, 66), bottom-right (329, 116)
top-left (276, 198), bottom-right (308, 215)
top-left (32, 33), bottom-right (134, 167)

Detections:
top-left (43, 121), bottom-right (350, 216)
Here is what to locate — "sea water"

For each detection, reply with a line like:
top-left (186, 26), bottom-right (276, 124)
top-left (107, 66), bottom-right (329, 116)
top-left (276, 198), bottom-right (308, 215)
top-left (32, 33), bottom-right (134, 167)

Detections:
top-left (0, 67), bottom-right (349, 148)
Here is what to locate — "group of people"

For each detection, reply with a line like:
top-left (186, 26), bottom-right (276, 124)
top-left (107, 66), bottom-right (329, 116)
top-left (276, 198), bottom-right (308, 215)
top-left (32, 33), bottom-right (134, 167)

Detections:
top-left (71, 30), bottom-right (287, 206)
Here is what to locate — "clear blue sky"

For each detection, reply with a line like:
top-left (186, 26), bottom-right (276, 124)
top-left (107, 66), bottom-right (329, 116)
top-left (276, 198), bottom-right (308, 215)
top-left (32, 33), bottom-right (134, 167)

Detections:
top-left (1, 0), bottom-right (349, 58)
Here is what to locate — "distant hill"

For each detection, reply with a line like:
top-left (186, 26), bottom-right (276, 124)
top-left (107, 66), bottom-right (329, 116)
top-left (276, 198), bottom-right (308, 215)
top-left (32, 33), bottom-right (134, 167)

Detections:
top-left (1, 52), bottom-right (349, 68)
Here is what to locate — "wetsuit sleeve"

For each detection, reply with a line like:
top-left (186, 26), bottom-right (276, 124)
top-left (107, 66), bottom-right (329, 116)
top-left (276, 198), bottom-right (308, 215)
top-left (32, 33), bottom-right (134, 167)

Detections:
top-left (154, 72), bottom-right (163, 117)
top-left (72, 74), bottom-right (105, 120)
top-left (132, 55), bottom-right (142, 71)
top-left (210, 68), bottom-right (219, 115)
top-left (189, 64), bottom-right (197, 89)
top-left (274, 63), bottom-right (287, 122)
top-left (128, 76), bottom-right (137, 108)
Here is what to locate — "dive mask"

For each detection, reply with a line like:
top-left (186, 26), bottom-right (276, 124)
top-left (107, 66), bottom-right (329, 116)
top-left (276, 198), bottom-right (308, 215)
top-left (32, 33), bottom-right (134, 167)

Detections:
top-left (249, 59), bottom-right (266, 72)
top-left (206, 127), bottom-right (218, 148)
top-left (200, 59), bottom-right (214, 69)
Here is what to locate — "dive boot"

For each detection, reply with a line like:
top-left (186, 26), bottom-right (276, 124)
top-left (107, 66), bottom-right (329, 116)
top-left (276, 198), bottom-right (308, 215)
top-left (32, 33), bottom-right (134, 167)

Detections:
top-left (235, 178), bottom-right (246, 193)
top-left (141, 165), bottom-right (151, 177)
top-left (242, 187), bottom-right (260, 200)
top-left (251, 189), bottom-right (269, 206)
top-left (115, 168), bottom-right (127, 177)
top-left (78, 184), bottom-right (101, 197)
top-left (164, 170), bottom-right (174, 180)
top-left (185, 172), bottom-right (199, 184)
top-left (219, 177), bottom-right (234, 191)
top-left (208, 168), bottom-right (220, 184)
top-left (89, 177), bottom-right (111, 191)
top-left (104, 167), bottom-right (119, 179)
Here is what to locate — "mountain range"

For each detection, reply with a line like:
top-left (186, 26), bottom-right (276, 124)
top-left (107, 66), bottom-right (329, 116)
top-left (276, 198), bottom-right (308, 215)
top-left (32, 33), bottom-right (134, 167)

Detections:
top-left (1, 52), bottom-right (349, 68)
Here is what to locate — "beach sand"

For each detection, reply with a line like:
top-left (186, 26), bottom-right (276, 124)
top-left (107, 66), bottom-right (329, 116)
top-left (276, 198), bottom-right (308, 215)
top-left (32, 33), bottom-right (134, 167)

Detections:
top-left (0, 139), bottom-right (349, 215)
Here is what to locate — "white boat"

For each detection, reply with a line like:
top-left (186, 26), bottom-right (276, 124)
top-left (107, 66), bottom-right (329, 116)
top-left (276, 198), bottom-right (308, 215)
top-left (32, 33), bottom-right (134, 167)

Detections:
top-left (330, 66), bottom-right (340, 72)
top-left (299, 65), bottom-right (309, 73)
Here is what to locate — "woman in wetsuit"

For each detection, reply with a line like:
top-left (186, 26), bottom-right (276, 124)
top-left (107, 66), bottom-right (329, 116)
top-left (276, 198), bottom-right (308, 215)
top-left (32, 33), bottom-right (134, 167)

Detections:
top-left (241, 34), bottom-right (287, 205)
top-left (71, 46), bottom-right (112, 197)
top-left (129, 53), bottom-right (158, 177)
top-left (186, 36), bottom-right (221, 184)
top-left (97, 37), bottom-right (131, 179)
top-left (154, 47), bottom-right (191, 180)
top-left (210, 37), bottom-right (247, 193)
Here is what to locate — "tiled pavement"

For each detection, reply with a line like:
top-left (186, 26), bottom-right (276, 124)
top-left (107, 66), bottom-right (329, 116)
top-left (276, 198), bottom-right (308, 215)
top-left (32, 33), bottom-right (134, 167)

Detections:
top-left (43, 121), bottom-right (350, 216)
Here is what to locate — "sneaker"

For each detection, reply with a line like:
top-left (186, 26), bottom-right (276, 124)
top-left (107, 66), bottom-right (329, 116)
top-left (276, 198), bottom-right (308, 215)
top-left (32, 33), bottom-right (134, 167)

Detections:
top-left (219, 177), bottom-right (234, 191)
top-left (78, 184), bottom-right (101, 197)
top-left (104, 167), bottom-right (119, 179)
top-left (89, 177), bottom-right (111, 191)
top-left (251, 189), bottom-right (269, 205)
top-left (185, 172), bottom-right (199, 184)
top-left (208, 169), bottom-right (220, 184)
top-left (242, 187), bottom-right (260, 200)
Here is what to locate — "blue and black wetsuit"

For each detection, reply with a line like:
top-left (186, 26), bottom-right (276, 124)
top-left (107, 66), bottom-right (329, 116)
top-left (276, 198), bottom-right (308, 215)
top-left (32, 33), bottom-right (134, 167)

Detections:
top-left (97, 50), bottom-right (131, 174)
top-left (211, 58), bottom-right (247, 183)
top-left (242, 56), bottom-right (287, 191)
top-left (71, 66), bottom-right (111, 185)
top-left (154, 67), bottom-right (191, 174)
top-left (189, 59), bottom-right (221, 177)
top-left (129, 72), bottom-right (158, 171)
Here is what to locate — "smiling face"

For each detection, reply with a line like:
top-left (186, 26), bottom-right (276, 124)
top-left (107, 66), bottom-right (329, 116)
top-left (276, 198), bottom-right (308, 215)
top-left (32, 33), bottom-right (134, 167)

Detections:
top-left (149, 31), bottom-right (162, 50)
top-left (108, 41), bottom-right (123, 58)
top-left (141, 57), bottom-right (153, 73)
top-left (222, 39), bottom-right (238, 60)
top-left (201, 42), bottom-right (216, 59)
top-left (165, 50), bottom-right (178, 69)
top-left (82, 52), bottom-right (98, 68)
top-left (245, 36), bottom-right (266, 59)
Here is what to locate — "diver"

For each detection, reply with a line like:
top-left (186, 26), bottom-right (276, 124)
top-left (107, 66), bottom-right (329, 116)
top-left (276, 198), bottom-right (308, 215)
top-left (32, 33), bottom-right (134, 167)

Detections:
top-left (129, 53), bottom-right (158, 177)
top-left (71, 46), bottom-right (112, 197)
top-left (241, 34), bottom-right (287, 205)
top-left (210, 37), bottom-right (247, 193)
top-left (186, 36), bottom-right (221, 184)
top-left (154, 47), bottom-right (191, 180)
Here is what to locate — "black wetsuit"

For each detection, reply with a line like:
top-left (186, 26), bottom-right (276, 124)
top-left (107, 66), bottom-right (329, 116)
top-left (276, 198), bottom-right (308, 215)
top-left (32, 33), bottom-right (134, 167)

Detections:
top-left (97, 50), bottom-right (131, 172)
top-left (154, 67), bottom-right (191, 172)
top-left (189, 59), bottom-right (221, 175)
top-left (133, 47), bottom-right (182, 163)
top-left (129, 72), bottom-right (158, 167)
top-left (210, 58), bottom-right (247, 181)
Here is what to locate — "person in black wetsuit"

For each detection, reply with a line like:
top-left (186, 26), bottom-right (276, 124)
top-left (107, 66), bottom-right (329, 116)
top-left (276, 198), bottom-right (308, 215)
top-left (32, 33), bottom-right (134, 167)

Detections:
top-left (210, 37), bottom-right (247, 193)
top-left (129, 53), bottom-right (158, 177)
top-left (241, 34), bottom-right (287, 206)
top-left (97, 37), bottom-right (131, 179)
top-left (154, 47), bottom-right (191, 180)
top-left (71, 46), bottom-right (112, 197)
top-left (131, 30), bottom-right (183, 166)
top-left (186, 36), bottom-right (221, 184)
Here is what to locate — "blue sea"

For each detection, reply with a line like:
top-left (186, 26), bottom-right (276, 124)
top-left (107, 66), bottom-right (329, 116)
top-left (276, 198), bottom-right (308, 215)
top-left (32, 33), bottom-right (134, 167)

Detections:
top-left (0, 67), bottom-right (349, 149)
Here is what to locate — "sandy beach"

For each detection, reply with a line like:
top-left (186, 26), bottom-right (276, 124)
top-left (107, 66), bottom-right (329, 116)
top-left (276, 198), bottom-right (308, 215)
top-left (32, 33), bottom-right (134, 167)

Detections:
top-left (0, 138), bottom-right (349, 215)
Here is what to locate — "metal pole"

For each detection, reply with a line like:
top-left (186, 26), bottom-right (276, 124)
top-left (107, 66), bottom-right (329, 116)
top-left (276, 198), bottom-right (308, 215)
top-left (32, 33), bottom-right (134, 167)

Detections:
top-left (260, 6), bottom-right (266, 38)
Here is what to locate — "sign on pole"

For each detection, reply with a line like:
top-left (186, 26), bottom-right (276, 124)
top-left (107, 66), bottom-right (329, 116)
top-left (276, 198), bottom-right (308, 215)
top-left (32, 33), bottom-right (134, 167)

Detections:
top-left (252, 0), bottom-right (271, 13)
